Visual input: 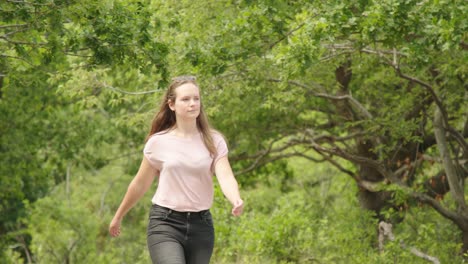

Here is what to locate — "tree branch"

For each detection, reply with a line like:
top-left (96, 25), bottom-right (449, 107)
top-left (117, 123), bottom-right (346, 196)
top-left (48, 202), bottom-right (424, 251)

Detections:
top-left (313, 148), bottom-right (357, 179)
top-left (379, 221), bottom-right (440, 264)
top-left (0, 24), bottom-right (28, 29)
top-left (6, 0), bottom-right (52, 5)
top-left (268, 23), bottom-right (306, 49)
top-left (101, 84), bottom-right (161, 95)
top-left (267, 78), bottom-right (372, 120)
top-left (362, 46), bottom-right (468, 153)
top-left (1, 54), bottom-right (37, 68)
top-left (307, 141), bottom-right (401, 184)
top-left (434, 107), bottom-right (467, 211)
top-left (413, 192), bottom-right (467, 229)
top-left (314, 92), bottom-right (373, 119)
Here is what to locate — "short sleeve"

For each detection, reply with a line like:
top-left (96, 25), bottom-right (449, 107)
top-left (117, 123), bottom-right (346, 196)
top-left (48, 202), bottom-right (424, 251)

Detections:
top-left (213, 132), bottom-right (228, 166)
top-left (143, 135), bottom-right (161, 169)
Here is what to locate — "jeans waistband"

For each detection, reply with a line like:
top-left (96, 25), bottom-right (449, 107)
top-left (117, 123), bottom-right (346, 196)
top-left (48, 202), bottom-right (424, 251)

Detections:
top-left (152, 204), bottom-right (209, 217)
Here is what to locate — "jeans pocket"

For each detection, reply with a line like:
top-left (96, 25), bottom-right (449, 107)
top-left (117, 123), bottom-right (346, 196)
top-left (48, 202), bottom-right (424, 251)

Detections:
top-left (147, 206), bottom-right (170, 235)
top-left (201, 211), bottom-right (214, 227)
top-left (148, 205), bottom-right (170, 221)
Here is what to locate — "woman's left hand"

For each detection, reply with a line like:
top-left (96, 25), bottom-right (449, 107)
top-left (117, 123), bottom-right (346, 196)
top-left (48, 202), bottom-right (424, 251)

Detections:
top-left (231, 199), bottom-right (244, 217)
top-left (109, 217), bottom-right (122, 237)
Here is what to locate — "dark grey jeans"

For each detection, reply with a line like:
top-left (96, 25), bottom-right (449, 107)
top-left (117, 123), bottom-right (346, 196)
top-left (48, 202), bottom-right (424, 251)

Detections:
top-left (147, 204), bottom-right (215, 264)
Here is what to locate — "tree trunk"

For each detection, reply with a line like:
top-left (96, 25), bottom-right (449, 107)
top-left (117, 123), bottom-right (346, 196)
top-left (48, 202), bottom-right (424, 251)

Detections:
top-left (434, 108), bottom-right (467, 211)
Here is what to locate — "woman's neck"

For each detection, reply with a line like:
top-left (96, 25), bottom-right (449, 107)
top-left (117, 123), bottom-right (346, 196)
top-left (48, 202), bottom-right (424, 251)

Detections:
top-left (171, 122), bottom-right (199, 138)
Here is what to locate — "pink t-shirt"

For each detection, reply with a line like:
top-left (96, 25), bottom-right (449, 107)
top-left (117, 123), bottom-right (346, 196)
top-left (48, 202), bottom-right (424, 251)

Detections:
top-left (143, 130), bottom-right (228, 212)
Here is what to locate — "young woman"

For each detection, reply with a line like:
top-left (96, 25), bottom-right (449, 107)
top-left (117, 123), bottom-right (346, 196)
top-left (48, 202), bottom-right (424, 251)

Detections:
top-left (109, 76), bottom-right (244, 264)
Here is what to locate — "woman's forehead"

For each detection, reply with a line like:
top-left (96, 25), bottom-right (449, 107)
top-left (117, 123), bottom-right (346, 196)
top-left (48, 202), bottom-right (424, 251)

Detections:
top-left (175, 83), bottom-right (199, 96)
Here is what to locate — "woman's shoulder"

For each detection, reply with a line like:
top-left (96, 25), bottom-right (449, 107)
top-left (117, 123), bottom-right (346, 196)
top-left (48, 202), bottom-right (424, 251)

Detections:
top-left (154, 130), bottom-right (171, 137)
top-left (210, 129), bottom-right (227, 143)
top-left (210, 129), bottom-right (224, 138)
top-left (146, 130), bottom-right (171, 143)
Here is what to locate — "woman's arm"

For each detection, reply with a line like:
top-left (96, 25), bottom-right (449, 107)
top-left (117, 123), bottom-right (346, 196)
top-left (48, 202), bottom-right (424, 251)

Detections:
top-left (109, 157), bottom-right (158, 237)
top-left (215, 156), bottom-right (244, 216)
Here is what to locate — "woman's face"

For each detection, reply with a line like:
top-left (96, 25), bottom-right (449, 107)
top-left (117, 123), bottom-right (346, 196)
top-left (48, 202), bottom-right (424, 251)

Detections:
top-left (169, 83), bottom-right (201, 121)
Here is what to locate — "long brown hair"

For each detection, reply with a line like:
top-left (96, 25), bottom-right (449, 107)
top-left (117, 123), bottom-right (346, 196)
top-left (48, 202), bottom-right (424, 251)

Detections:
top-left (145, 76), bottom-right (218, 157)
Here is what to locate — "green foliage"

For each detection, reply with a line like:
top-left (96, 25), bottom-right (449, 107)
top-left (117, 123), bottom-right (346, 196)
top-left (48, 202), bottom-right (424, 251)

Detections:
top-left (27, 163), bottom-right (152, 264)
top-left (2, 248), bottom-right (24, 264)
top-left (1, 0), bottom-right (170, 256)
top-left (18, 157), bottom-right (465, 263)
top-left (210, 157), bottom-right (464, 263)
top-left (1, 0), bottom-right (467, 262)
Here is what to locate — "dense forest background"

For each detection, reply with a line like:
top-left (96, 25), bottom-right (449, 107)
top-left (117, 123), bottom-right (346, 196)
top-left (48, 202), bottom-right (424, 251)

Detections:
top-left (1, 0), bottom-right (467, 263)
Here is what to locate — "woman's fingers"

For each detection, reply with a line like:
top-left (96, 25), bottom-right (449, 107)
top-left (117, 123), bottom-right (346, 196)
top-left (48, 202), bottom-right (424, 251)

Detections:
top-left (109, 225), bottom-right (121, 237)
top-left (109, 218), bottom-right (122, 237)
top-left (231, 199), bottom-right (244, 217)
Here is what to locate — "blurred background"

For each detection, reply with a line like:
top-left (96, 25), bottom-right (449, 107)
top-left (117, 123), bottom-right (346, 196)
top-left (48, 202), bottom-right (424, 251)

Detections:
top-left (1, 0), bottom-right (467, 263)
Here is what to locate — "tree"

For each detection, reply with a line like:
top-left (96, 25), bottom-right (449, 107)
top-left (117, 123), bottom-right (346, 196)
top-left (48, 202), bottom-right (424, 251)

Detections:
top-left (2, 0), bottom-right (466, 262)
top-left (150, 0), bottom-right (468, 255)
top-left (0, 0), bottom-right (168, 259)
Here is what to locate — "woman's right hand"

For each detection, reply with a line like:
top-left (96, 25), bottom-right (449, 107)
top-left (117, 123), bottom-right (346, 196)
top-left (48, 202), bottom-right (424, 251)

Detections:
top-left (109, 217), bottom-right (122, 237)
